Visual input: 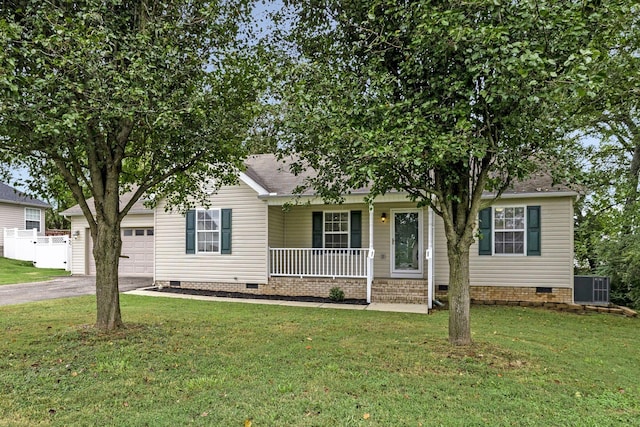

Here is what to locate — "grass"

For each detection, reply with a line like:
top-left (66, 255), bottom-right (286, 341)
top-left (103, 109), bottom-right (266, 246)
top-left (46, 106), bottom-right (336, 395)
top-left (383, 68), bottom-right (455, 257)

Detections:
top-left (0, 257), bottom-right (70, 285)
top-left (0, 296), bottom-right (638, 426)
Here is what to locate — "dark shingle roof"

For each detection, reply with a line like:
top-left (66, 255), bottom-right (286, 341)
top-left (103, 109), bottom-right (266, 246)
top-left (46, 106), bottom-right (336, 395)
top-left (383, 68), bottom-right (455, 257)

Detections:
top-left (244, 154), bottom-right (576, 197)
top-left (500, 171), bottom-right (574, 195)
top-left (244, 154), bottom-right (321, 195)
top-left (60, 189), bottom-right (151, 217)
top-left (0, 182), bottom-right (50, 208)
top-left (61, 155), bottom-right (576, 217)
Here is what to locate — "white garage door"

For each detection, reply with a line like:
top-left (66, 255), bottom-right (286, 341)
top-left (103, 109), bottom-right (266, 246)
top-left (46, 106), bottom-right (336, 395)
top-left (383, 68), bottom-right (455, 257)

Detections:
top-left (89, 228), bottom-right (154, 276)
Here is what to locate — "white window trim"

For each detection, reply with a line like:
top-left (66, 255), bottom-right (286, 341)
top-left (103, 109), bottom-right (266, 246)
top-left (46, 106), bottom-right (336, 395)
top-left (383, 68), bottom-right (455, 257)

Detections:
top-left (25, 207), bottom-right (41, 231)
top-left (196, 208), bottom-right (221, 254)
top-left (492, 205), bottom-right (527, 256)
top-left (323, 210), bottom-right (350, 249)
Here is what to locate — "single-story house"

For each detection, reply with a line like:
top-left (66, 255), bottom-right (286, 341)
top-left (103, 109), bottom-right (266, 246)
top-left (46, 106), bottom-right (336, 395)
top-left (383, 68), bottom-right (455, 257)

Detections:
top-left (0, 181), bottom-right (49, 254)
top-left (62, 154), bottom-right (578, 309)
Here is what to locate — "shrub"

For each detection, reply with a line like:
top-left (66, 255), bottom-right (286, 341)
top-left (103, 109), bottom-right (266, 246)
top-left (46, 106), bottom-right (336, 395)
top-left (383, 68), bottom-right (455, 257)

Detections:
top-left (329, 286), bottom-right (345, 302)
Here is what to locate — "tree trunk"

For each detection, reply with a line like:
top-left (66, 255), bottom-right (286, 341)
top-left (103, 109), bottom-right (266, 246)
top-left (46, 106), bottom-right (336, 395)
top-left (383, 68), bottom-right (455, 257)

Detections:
top-left (623, 141), bottom-right (640, 214)
top-left (447, 241), bottom-right (472, 345)
top-left (92, 221), bottom-right (123, 330)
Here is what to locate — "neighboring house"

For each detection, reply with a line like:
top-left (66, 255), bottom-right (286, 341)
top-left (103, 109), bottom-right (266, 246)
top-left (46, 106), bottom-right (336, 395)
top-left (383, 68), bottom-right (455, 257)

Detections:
top-left (0, 182), bottom-right (49, 254)
top-left (63, 154), bottom-right (578, 308)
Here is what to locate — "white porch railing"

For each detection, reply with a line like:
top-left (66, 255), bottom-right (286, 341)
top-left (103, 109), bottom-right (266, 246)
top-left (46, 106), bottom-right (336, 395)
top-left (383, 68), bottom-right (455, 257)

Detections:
top-left (269, 248), bottom-right (369, 278)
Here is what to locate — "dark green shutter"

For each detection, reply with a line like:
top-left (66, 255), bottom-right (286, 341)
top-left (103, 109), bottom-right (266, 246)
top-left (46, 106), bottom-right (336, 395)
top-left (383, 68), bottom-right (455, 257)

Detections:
top-left (186, 210), bottom-right (196, 254)
top-left (527, 206), bottom-right (541, 256)
top-left (312, 212), bottom-right (323, 248)
top-left (221, 209), bottom-right (232, 254)
top-left (350, 210), bottom-right (362, 248)
top-left (478, 207), bottom-right (492, 255)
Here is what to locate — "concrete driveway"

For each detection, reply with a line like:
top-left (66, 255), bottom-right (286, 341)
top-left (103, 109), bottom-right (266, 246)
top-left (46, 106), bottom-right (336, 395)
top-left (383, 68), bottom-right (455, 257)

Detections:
top-left (0, 276), bottom-right (153, 306)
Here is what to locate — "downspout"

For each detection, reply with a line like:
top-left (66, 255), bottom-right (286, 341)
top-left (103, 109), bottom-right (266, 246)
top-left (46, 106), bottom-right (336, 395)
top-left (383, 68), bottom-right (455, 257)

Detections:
top-left (427, 205), bottom-right (435, 310)
top-left (367, 203), bottom-right (375, 304)
top-left (153, 207), bottom-right (157, 287)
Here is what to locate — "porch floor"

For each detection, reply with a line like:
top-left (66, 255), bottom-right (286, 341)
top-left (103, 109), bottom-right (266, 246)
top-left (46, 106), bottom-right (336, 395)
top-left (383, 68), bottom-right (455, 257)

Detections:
top-left (126, 289), bottom-right (429, 314)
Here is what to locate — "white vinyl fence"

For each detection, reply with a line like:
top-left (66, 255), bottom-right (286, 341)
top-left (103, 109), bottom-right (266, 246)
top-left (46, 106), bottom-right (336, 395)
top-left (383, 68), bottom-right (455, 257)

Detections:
top-left (3, 228), bottom-right (71, 271)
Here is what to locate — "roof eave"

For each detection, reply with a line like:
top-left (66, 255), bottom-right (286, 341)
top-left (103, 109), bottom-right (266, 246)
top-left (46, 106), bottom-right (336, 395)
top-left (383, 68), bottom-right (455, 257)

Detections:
top-left (0, 199), bottom-right (51, 209)
top-left (482, 190), bottom-right (578, 199)
top-left (259, 189), bottom-right (578, 205)
top-left (239, 172), bottom-right (270, 196)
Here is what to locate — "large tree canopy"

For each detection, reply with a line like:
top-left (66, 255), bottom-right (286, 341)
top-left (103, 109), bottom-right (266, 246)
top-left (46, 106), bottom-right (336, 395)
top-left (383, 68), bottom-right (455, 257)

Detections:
top-left (572, 4), bottom-right (640, 307)
top-left (274, 0), bottom-right (625, 344)
top-left (0, 0), bottom-right (263, 329)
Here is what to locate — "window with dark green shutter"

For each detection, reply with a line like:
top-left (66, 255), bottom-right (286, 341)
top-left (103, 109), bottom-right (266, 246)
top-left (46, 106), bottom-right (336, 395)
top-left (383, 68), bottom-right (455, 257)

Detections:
top-left (350, 210), bottom-right (362, 248)
top-left (478, 207), bottom-right (492, 255)
top-left (186, 210), bottom-right (196, 254)
top-left (312, 210), bottom-right (362, 248)
top-left (527, 206), bottom-right (541, 256)
top-left (312, 212), bottom-right (323, 248)
top-left (480, 205), bottom-right (541, 256)
top-left (186, 208), bottom-right (232, 254)
top-left (221, 209), bottom-right (232, 254)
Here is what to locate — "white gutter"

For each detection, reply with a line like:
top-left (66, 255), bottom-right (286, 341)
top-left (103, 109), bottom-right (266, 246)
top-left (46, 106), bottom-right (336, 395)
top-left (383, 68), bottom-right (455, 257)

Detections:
top-left (367, 203), bottom-right (374, 304)
top-left (260, 192), bottom-right (411, 205)
top-left (260, 190), bottom-right (578, 206)
top-left (482, 191), bottom-right (578, 199)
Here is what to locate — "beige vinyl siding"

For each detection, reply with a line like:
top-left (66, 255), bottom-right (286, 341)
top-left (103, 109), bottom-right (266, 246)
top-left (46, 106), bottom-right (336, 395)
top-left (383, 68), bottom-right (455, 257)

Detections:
top-left (280, 203), bottom-right (371, 248)
top-left (276, 202), bottom-right (429, 279)
top-left (0, 203), bottom-right (26, 249)
top-left (155, 181), bottom-right (268, 283)
top-left (268, 206), bottom-right (285, 247)
top-left (69, 214), bottom-right (154, 275)
top-left (434, 196), bottom-right (574, 289)
top-left (0, 203), bottom-right (45, 249)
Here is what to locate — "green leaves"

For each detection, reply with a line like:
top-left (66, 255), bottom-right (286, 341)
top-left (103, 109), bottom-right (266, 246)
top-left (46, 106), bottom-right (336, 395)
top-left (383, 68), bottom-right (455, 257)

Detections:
top-left (277, 0), bottom-right (606, 201)
top-left (0, 0), bottom-right (266, 327)
top-left (273, 0), bottom-right (628, 342)
top-left (0, 0), bottom-right (264, 208)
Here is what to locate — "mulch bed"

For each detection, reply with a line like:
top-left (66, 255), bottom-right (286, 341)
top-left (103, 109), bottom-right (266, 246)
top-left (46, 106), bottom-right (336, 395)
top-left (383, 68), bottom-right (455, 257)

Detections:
top-left (145, 286), bottom-right (368, 305)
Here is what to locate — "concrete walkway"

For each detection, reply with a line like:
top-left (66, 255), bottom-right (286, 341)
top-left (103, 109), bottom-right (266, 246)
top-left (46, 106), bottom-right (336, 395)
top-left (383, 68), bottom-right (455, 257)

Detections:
top-left (125, 288), bottom-right (430, 314)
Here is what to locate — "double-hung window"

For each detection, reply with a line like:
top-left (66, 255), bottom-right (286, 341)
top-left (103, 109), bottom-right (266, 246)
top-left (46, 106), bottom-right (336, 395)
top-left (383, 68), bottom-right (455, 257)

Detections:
top-left (312, 210), bottom-right (362, 249)
top-left (478, 205), bottom-right (541, 256)
top-left (324, 212), bottom-right (349, 248)
top-left (186, 208), bottom-right (232, 255)
top-left (25, 208), bottom-right (41, 232)
top-left (197, 209), bottom-right (220, 253)
top-left (493, 207), bottom-right (525, 255)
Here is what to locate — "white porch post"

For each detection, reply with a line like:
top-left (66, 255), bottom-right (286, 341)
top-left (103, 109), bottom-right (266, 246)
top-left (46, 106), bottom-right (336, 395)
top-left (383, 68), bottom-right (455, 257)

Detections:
top-left (427, 206), bottom-right (435, 310)
top-left (367, 203), bottom-right (374, 303)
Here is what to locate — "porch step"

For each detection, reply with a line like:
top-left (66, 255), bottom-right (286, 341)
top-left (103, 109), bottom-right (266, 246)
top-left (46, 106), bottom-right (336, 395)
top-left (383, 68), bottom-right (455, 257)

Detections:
top-left (372, 295), bottom-right (428, 304)
top-left (371, 279), bottom-right (428, 304)
top-left (371, 287), bottom-right (427, 295)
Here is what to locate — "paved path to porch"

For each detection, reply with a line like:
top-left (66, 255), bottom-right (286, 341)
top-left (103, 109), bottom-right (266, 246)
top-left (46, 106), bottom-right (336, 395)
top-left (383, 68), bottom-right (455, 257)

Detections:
top-left (125, 289), bottom-right (429, 314)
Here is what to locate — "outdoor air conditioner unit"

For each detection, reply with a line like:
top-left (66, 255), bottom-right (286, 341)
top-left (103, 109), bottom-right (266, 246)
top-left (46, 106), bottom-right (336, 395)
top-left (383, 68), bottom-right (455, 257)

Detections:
top-left (574, 276), bottom-right (610, 305)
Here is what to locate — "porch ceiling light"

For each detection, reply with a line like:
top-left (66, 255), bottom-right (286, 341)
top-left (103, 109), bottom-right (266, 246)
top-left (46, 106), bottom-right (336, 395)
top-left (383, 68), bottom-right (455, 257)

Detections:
top-left (381, 213), bottom-right (387, 223)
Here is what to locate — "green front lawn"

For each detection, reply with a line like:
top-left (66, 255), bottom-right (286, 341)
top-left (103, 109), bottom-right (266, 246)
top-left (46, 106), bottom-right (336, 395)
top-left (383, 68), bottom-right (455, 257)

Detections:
top-left (0, 257), bottom-right (70, 285)
top-left (1, 296), bottom-right (638, 426)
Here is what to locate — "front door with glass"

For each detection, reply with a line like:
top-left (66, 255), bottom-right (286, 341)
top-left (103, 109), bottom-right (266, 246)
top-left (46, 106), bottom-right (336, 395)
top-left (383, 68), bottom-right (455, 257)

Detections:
top-left (391, 210), bottom-right (423, 277)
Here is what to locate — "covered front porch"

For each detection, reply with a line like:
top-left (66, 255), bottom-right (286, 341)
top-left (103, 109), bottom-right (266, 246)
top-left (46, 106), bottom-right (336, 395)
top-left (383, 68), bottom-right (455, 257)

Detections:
top-left (266, 197), bottom-right (436, 308)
